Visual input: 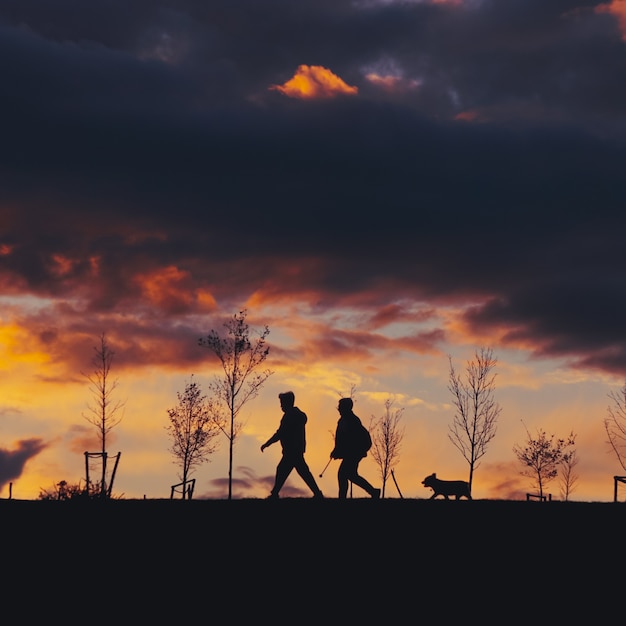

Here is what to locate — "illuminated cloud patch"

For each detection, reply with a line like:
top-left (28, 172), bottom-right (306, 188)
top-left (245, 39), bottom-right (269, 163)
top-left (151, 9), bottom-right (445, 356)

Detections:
top-left (361, 55), bottom-right (420, 94)
top-left (67, 424), bottom-right (99, 455)
top-left (0, 320), bottom-right (50, 367)
top-left (134, 265), bottom-right (195, 314)
top-left (455, 110), bottom-right (480, 122)
top-left (365, 72), bottom-right (421, 93)
top-left (50, 254), bottom-right (78, 278)
top-left (269, 65), bottom-right (358, 99)
top-left (596, 0), bottom-right (626, 39)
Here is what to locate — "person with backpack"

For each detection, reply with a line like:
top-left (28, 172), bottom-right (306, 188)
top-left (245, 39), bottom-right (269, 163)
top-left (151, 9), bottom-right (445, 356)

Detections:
top-left (329, 397), bottom-right (381, 499)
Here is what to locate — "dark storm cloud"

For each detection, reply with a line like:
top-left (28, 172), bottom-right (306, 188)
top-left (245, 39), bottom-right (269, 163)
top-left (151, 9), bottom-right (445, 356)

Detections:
top-left (2, 0), bottom-right (626, 374)
top-left (0, 437), bottom-right (48, 490)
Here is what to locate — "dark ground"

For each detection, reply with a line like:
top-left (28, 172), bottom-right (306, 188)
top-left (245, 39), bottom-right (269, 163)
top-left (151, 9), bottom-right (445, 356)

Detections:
top-left (4, 497), bottom-right (622, 621)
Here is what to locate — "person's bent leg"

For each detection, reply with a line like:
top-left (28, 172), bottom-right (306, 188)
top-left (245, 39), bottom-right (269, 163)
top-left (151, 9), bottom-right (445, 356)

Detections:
top-left (351, 474), bottom-right (378, 496)
top-left (337, 460), bottom-right (351, 498)
top-left (347, 458), bottom-right (380, 498)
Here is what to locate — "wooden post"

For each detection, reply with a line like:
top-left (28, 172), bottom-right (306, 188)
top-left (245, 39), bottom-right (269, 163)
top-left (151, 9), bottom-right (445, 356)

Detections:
top-left (613, 476), bottom-right (626, 502)
top-left (391, 469), bottom-right (404, 499)
top-left (107, 452), bottom-right (121, 497)
top-left (526, 493), bottom-right (547, 501)
top-left (84, 451), bottom-right (90, 495)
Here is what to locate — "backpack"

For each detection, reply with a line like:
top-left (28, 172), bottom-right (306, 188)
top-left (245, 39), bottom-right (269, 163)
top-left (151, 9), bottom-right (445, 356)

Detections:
top-left (356, 422), bottom-right (372, 457)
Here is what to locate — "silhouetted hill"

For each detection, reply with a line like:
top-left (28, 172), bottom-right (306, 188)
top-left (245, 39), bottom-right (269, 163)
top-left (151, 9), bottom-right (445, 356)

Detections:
top-left (4, 497), bottom-right (622, 621)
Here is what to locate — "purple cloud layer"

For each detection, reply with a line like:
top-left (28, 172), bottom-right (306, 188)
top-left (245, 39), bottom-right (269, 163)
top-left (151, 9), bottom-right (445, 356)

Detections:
top-left (1, 0), bottom-right (626, 376)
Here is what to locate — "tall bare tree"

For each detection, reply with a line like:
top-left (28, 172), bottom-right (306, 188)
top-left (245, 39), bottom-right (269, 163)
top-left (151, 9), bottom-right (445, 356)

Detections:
top-left (369, 398), bottom-right (405, 498)
top-left (513, 424), bottom-right (577, 499)
top-left (447, 347), bottom-right (500, 496)
top-left (82, 332), bottom-right (125, 498)
top-left (166, 375), bottom-right (222, 499)
top-left (198, 310), bottom-right (273, 500)
top-left (604, 380), bottom-right (626, 471)
top-left (559, 444), bottom-right (579, 501)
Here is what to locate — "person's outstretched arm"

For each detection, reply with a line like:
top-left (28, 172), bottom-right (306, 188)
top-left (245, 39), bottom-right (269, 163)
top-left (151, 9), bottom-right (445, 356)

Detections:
top-left (261, 431), bottom-right (280, 452)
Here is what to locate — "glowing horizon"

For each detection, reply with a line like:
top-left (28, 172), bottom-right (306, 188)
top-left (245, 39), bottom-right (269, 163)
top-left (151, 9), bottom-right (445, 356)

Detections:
top-left (2, 0), bottom-right (626, 503)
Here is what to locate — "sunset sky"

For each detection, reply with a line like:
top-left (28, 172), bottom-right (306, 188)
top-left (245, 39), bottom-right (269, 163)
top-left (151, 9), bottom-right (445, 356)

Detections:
top-left (3, 0), bottom-right (626, 502)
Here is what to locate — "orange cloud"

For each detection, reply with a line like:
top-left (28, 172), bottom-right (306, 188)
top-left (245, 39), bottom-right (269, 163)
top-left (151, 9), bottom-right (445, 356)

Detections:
top-left (50, 253), bottom-right (78, 278)
top-left (455, 110), bottom-right (480, 122)
top-left (365, 72), bottom-right (421, 93)
top-left (269, 65), bottom-right (358, 99)
top-left (134, 265), bottom-right (194, 312)
top-left (0, 321), bottom-right (50, 367)
top-left (365, 73), bottom-right (401, 90)
top-left (597, 0), bottom-right (626, 40)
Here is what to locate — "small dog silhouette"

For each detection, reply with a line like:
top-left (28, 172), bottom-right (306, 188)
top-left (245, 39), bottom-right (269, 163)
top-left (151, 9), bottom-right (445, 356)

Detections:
top-left (422, 473), bottom-right (472, 500)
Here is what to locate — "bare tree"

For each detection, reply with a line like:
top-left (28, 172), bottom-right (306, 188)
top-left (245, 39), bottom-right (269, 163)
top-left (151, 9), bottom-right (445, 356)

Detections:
top-left (198, 309), bottom-right (273, 500)
top-left (166, 375), bottom-right (222, 499)
top-left (82, 332), bottom-right (125, 498)
top-left (559, 444), bottom-right (579, 501)
top-left (369, 398), bottom-right (405, 498)
top-left (447, 347), bottom-right (501, 495)
top-left (513, 424), bottom-right (577, 499)
top-left (604, 380), bottom-right (626, 472)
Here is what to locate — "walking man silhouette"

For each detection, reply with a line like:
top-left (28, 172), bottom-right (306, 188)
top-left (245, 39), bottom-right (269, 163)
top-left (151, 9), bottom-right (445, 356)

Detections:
top-left (330, 397), bottom-right (381, 499)
top-left (261, 391), bottom-right (324, 499)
